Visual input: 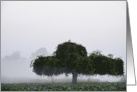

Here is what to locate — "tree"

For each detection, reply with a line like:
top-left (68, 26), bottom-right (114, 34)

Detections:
top-left (32, 41), bottom-right (124, 84)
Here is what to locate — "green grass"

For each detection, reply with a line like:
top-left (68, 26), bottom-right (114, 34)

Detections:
top-left (1, 82), bottom-right (126, 91)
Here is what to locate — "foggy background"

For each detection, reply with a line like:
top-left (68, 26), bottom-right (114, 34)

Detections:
top-left (1, 1), bottom-right (126, 83)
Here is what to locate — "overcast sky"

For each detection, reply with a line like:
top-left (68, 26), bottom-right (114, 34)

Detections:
top-left (1, 1), bottom-right (126, 78)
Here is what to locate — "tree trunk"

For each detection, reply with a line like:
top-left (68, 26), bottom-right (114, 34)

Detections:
top-left (72, 72), bottom-right (77, 84)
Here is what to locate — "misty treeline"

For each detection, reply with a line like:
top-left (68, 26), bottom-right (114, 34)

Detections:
top-left (31, 41), bottom-right (124, 84)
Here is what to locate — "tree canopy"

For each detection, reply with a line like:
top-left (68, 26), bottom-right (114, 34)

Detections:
top-left (89, 50), bottom-right (124, 75)
top-left (32, 41), bottom-right (124, 84)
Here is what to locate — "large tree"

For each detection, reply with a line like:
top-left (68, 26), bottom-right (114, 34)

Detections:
top-left (32, 41), bottom-right (124, 84)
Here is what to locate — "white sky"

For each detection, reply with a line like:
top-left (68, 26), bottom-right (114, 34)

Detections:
top-left (1, 1), bottom-right (126, 65)
top-left (1, 1), bottom-right (126, 82)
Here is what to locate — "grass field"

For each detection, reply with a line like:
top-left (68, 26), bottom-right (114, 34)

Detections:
top-left (1, 82), bottom-right (126, 91)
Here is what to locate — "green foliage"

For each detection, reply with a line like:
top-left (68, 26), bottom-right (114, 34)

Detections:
top-left (33, 56), bottom-right (64, 76)
top-left (32, 41), bottom-right (124, 83)
top-left (55, 41), bottom-right (89, 73)
top-left (89, 51), bottom-right (124, 75)
top-left (1, 82), bottom-right (126, 91)
top-left (114, 58), bottom-right (124, 75)
top-left (33, 56), bottom-right (45, 75)
top-left (33, 41), bottom-right (94, 76)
